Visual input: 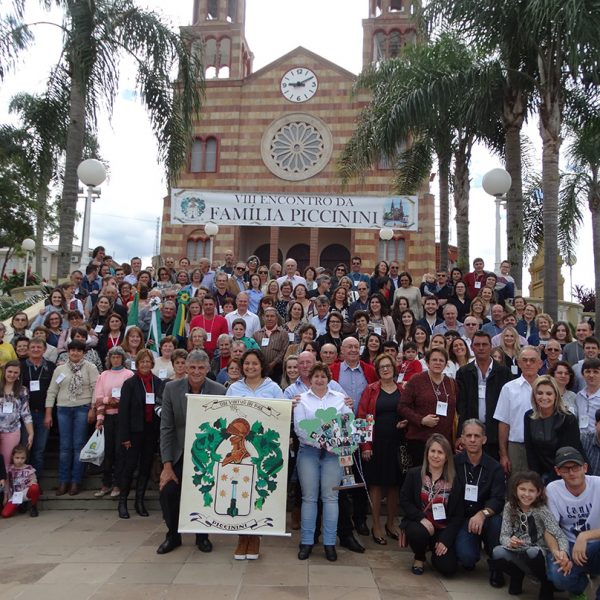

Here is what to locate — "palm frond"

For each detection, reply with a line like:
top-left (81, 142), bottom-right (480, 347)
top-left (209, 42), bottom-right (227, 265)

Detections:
top-left (393, 136), bottom-right (433, 194)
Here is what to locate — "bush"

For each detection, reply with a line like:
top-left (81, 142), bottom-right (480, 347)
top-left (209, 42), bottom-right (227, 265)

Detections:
top-left (0, 268), bottom-right (43, 295)
top-left (0, 292), bottom-right (49, 322)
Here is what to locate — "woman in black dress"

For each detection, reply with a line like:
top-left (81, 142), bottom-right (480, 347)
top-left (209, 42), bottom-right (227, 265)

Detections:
top-left (357, 353), bottom-right (407, 544)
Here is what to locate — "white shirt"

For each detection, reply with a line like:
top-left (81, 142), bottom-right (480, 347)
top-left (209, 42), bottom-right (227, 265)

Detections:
top-left (547, 475), bottom-right (600, 544)
top-left (277, 274), bottom-right (307, 289)
top-left (293, 389), bottom-right (352, 447)
top-left (225, 310), bottom-right (261, 338)
top-left (575, 387), bottom-right (600, 434)
top-left (493, 376), bottom-right (533, 442)
top-left (476, 359), bottom-right (494, 422)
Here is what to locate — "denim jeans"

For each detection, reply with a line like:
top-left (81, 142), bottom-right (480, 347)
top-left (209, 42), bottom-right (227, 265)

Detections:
top-left (546, 539), bottom-right (600, 598)
top-left (29, 410), bottom-right (50, 480)
top-left (455, 514), bottom-right (502, 569)
top-left (57, 405), bottom-right (90, 484)
top-left (297, 445), bottom-right (342, 546)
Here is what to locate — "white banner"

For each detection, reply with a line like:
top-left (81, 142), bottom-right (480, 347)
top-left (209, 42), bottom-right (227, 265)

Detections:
top-left (171, 189), bottom-right (418, 231)
top-left (179, 395), bottom-right (292, 536)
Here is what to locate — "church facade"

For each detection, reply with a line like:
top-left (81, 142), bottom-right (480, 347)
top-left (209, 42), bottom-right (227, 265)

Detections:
top-left (160, 0), bottom-right (436, 274)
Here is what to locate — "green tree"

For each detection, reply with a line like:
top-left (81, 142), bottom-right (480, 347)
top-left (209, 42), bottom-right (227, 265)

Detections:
top-left (1, 0), bottom-right (203, 277)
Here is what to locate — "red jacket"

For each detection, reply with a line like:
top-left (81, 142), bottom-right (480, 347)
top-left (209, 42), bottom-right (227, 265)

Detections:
top-left (189, 314), bottom-right (229, 358)
top-left (357, 380), bottom-right (403, 452)
top-left (329, 360), bottom-right (377, 387)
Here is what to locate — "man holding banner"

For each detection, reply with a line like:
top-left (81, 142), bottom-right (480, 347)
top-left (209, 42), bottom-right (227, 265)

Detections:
top-left (157, 350), bottom-right (226, 554)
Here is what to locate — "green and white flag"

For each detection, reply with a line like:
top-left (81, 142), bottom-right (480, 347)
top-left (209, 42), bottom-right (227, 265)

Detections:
top-left (125, 292), bottom-right (139, 333)
top-left (147, 296), bottom-right (162, 357)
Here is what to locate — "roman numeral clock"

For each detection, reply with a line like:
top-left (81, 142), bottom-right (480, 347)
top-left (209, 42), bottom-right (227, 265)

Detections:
top-left (280, 67), bottom-right (318, 103)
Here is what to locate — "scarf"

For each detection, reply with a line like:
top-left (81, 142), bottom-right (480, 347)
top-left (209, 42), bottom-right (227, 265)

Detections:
top-left (67, 360), bottom-right (85, 399)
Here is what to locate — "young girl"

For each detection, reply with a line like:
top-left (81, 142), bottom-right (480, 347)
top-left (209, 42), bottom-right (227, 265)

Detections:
top-left (493, 471), bottom-right (570, 598)
top-left (2, 445), bottom-right (40, 518)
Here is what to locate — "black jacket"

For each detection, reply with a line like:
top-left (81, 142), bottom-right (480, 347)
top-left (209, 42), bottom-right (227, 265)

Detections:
top-left (456, 360), bottom-right (513, 446)
top-left (118, 373), bottom-right (164, 443)
top-left (399, 466), bottom-right (464, 548)
top-left (453, 451), bottom-right (506, 518)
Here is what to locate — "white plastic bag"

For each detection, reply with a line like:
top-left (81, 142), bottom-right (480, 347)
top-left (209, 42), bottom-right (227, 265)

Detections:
top-left (80, 429), bottom-right (105, 466)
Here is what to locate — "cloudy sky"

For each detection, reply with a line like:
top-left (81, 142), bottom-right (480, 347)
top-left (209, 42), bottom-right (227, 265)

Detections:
top-left (0, 0), bottom-right (592, 298)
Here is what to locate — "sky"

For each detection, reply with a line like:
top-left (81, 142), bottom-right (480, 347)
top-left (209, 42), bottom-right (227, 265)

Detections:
top-left (0, 0), bottom-right (592, 298)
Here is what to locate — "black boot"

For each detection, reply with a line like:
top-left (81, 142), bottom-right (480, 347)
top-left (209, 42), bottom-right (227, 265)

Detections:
top-left (134, 477), bottom-right (149, 517)
top-left (526, 551), bottom-right (554, 600)
top-left (118, 495), bottom-right (130, 519)
top-left (488, 558), bottom-right (506, 588)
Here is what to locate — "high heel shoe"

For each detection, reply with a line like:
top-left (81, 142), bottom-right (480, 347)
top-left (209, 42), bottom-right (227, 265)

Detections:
top-left (385, 525), bottom-right (399, 540)
top-left (371, 528), bottom-right (387, 545)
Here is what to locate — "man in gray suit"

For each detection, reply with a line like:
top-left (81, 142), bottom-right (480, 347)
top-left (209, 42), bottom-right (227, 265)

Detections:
top-left (157, 350), bottom-right (227, 554)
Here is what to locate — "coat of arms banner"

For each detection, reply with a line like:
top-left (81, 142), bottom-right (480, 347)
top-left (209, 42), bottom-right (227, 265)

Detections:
top-left (179, 395), bottom-right (292, 536)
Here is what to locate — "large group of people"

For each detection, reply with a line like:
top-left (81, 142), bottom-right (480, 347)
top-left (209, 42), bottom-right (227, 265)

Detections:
top-left (1, 247), bottom-right (599, 598)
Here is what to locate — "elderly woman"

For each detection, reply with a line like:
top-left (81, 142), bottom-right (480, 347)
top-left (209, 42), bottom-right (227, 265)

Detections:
top-left (152, 336), bottom-right (177, 381)
top-left (93, 347), bottom-right (134, 498)
top-left (524, 375), bottom-right (583, 482)
top-left (400, 347), bottom-right (457, 466)
top-left (117, 349), bottom-right (164, 518)
top-left (45, 340), bottom-right (99, 496)
top-left (358, 353), bottom-right (407, 544)
top-left (393, 272), bottom-right (423, 319)
top-left (294, 362), bottom-right (353, 562)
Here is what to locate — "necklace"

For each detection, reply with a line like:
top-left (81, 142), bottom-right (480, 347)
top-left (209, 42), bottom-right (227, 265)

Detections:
top-left (428, 373), bottom-right (448, 401)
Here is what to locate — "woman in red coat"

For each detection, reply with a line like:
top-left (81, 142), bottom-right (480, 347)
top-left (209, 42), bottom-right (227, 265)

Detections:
top-left (357, 353), bottom-right (407, 544)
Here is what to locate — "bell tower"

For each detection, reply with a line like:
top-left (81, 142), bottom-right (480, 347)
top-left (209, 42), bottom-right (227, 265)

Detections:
top-left (187, 0), bottom-right (253, 79)
top-left (362, 0), bottom-right (420, 67)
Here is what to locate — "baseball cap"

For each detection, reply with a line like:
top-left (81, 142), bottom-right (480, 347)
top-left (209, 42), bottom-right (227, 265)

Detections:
top-left (554, 446), bottom-right (585, 468)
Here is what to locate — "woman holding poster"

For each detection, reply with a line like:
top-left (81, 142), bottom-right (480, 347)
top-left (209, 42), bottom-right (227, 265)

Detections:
top-left (226, 349), bottom-right (283, 561)
top-left (293, 362), bottom-right (353, 562)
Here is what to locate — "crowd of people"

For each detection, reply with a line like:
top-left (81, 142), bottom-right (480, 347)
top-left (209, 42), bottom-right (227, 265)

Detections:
top-left (0, 246), bottom-right (599, 599)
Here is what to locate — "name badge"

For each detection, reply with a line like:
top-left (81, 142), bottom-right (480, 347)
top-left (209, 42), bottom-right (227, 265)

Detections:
top-left (130, 360), bottom-right (136, 370)
top-left (511, 364), bottom-right (519, 375)
top-left (158, 369), bottom-right (167, 380)
top-left (465, 484), bottom-right (479, 502)
top-left (56, 373), bottom-right (66, 384)
top-left (288, 332), bottom-right (295, 342)
top-left (30, 380), bottom-right (41, 392)
top-left (397, 373), bottom-right (405, 383)
top-left (94, 324), bottom-right (103, 333)
top-left (145, 393), bottom-right (155, 405)
top-left (261, 337), bottom-right (270, 347)
top-left (436, 401), bottom-right (448, 416)
top-left (111, 387), bottom-right (121, 399)
top-left (206, 332), bottom-right (212, 342)
top-left (11, 491), bottom-right (24, 505)
top-left (374, 326), bottom-right (382, 335)
top-left (2, 402), bottom-right (14, 414)
top-left (475, 281), bottom-right (481, 289)
top-left (579, 414), bottom-right (589, 429)
top-left (478, 384), bottom-right (486, 398)
top-left (432, 503), bottom-right (447, 520)
top-left (360, 345), bottom-right (365, 355)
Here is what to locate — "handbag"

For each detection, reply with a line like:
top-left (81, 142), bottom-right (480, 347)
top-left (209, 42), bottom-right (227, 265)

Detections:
top-left (80, 429), bottom-right (105, 466)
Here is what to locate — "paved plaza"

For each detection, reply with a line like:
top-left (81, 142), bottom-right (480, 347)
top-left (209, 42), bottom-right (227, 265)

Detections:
top-left (0, 509), bottom-right (595, 599)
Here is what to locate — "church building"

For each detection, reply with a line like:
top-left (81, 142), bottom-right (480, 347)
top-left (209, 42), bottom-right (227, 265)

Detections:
top-left (160, 0), bottom-right (436, 273)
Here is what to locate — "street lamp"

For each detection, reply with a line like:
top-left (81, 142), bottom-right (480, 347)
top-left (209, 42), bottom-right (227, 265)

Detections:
top-left (482, 168), bottom-right (512, 273)
top-left (77, 158), bottom-right (106, 270)
top-left (379, 227), bottom-right (394, 262)
top-left (21, 238), bottom-right (35, 287)
top-left (204, 222), bottom-right (219, 266)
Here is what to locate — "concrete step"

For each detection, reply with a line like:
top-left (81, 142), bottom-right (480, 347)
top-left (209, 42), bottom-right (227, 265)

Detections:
top-left (39, 489), bottom-right (161, 511)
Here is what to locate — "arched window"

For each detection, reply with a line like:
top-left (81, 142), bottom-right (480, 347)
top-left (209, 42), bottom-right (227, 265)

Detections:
top-left (190, 137), bottom-right (219, 173)
top-left (319, 244), bottom-right (350, 273)
top-left (379, 237), bottom-right (406, 263)
top-left (373, 31), bottom-right (386, 63)
top-left (286, 244), bottom-right (310, 272)
top-left (389, 31), bottom-right (402, 57)
top-left (227, 0), bottom-right (237, 22)
top-left (187, 231), bottom-right (210, 262)
top-left (390, 0), bottom-right (404, 11)
top-left (207, 0), bottom-right (218, 20)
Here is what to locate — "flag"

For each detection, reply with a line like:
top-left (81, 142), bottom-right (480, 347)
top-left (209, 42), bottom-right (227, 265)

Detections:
top-left (125, 292), bottom-right (139, 332)
top-left (147, 297), bottom-right (162, 357)
top-left (173, 289), bottom-right (190, 345)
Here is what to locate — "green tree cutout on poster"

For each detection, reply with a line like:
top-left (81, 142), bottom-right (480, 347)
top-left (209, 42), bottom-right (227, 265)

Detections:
top-left (190, 418), bottom-right (283, 510)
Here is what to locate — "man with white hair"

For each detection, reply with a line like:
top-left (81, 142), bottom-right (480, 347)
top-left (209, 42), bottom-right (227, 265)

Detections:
top-left (277, 258), bottom-right (306, 289)
top-left (225, 292), bottom-right (260, 337)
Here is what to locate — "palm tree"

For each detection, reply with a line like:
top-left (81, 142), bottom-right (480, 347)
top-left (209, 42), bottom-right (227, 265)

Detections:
top-left (1, 1), bottom-right (203, 277)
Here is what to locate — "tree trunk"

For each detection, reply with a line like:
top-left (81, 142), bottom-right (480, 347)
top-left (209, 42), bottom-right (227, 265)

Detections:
top-left (453, 134), bottom-right (472, 272)
top-left (57, 76), bottom-right (86, 279)
top-left (590, 189), bottom-right (600, 322)
top-left (504, 123), bottom-right (524, 291)
top-left (34, 181), bottom-right (48, 276)
top-left (539, 92), bottom-right (562, 321)
top-left (0, 247), bottom-right (14, 282)
top-left (438, 154), bottom-right (450, 271)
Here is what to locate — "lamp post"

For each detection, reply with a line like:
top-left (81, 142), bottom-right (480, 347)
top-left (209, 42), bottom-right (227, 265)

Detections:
top-left (204, 222), bottom-right (219, 267)
top-left (77, 159), bottom-right (106, 270)
top-left (565, 254), bottom-right (577, 302)
top-left (379, 227), bottom-right (394, 262)
top-left (21, 238), bottom-right (35, 287)
top-left (482, 168), bottom-right (512, 273)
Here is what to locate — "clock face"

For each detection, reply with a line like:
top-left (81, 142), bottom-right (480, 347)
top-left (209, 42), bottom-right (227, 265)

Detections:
top-left (280, 67), bottom-right (318, 103)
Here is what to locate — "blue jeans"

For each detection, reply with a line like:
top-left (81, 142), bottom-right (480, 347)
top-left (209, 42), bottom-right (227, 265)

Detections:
top-left (29, 410), bottom-right (50, 480)
top-left (455, 514), bottom-right (502, 569)
top-left (297, 445), bottom-right (342, 546)
top-left (546, 539), bottom-right (600, 597)
top-left (57, 405), bottom-right (90, 484)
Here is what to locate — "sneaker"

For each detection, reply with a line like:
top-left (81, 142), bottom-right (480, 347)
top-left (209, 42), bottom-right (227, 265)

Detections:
top-left (246, 535), bottom-right (260, 560)
top-left (94, 487), bottom-right (110, 497)
top-left (234, 535), bottom-right (248, 560)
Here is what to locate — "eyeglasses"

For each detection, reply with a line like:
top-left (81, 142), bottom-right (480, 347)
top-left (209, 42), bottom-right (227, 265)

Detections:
top-left (379, 364), bottom-right (393, 370)
top-left (258, 270), bottom-right (268, 275)
top-left (558, 464), bottom-right (583, 474)
top-left (546, 347), bottom-right (561, 352)
top-left (336, 268), bottom-right (346, 272)
top-left (465, 323), bottom-right (479, 327)
top-left (235, 267), bottom-right (245, 271)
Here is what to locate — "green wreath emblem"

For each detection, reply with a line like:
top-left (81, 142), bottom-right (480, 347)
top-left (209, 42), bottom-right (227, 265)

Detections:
top-left (190, 418), bottom-right (284, 510)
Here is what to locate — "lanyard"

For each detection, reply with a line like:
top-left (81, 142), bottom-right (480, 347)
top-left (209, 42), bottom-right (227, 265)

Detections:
top-left (464, 463), bottom-right (483, 487)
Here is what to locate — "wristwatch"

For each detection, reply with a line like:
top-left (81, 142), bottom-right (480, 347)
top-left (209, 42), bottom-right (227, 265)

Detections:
top-left (482, 508), bottom-right (492, 518)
